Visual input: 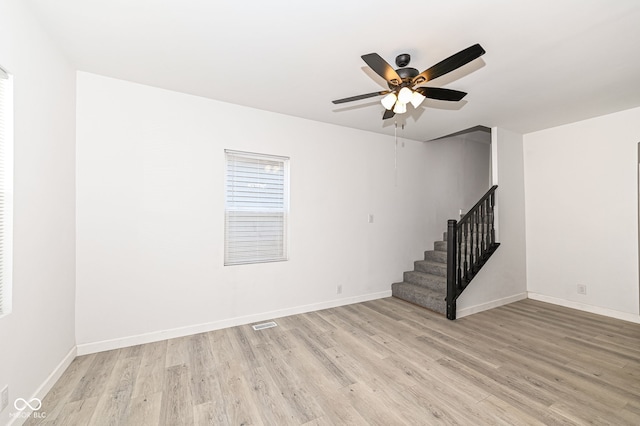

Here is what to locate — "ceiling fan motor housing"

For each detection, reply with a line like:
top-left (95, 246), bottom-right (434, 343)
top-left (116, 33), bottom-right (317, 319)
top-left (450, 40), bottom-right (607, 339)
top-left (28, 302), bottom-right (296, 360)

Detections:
top-left (389, 67), bottom-right (419, 89)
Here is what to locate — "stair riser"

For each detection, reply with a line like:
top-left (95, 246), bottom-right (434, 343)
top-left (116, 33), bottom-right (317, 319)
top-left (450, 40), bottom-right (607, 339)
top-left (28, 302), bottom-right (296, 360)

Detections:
top-left (392, 282), bottom-right (446, 315)
top-left (414, 260), bottom-right (447, 277)
top-left (403, 271), bottom-right (446, 292)
top-left (424, 250), bottom-right (447, 263)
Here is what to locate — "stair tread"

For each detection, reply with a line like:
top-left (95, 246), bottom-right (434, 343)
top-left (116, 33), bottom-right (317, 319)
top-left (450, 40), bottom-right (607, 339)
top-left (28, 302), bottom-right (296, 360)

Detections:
top-left (392, 281), bottom-right (445, 295)
top-left (404, 270), bottom-right (446, 280)
top-left (405, 268), bottom-right (446, 281)
top-left (415, 260), bottom-right (446, 267)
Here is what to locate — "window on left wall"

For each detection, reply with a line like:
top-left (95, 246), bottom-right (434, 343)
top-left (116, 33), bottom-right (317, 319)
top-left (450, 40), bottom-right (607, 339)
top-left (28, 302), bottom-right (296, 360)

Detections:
top-left (224, 150), bottom-right (290, 266)
top-left (0, 65), bottom-right (13, 318)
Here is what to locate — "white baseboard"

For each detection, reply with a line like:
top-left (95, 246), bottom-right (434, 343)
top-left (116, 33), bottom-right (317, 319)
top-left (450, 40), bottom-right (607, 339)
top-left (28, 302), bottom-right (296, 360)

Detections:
top-left (527, 292), bottom-right (640, 324)
top-left (8, 346), bottom-right (77, 426)
top-left (77, 290), bottom-right (392, 355)
top-left (457, 292), bottom-right (528, 319)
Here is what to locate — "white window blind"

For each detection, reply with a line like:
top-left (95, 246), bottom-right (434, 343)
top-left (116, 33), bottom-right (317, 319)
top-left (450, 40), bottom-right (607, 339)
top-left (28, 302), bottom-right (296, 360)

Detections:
top-left (0, 66), bottom-right (13, 317)
top-left (225, 150), bottom-right (289, 265)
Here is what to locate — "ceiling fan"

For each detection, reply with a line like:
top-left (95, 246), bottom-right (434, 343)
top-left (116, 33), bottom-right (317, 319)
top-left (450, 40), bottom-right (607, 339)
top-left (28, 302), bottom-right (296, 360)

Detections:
top-left (332, 44), bottom-right (486, 120)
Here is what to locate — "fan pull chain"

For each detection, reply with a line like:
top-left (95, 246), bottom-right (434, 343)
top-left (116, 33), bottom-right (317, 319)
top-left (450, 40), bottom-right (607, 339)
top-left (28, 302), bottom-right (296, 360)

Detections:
top-left (394, 122), bottom-right (398, 187)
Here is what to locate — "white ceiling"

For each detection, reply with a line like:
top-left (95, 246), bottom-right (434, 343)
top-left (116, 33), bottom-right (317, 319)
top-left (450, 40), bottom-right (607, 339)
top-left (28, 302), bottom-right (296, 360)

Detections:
top-left (24, 0), bottom-right (640, 141)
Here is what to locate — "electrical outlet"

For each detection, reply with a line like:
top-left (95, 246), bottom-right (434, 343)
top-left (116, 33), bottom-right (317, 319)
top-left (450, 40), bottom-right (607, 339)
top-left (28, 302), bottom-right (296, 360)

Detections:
top-left (1, 385), bottom-right (8, 412)
top-left (577, 284), bottom-right (587, 295)
top-left (367, 214), bottom-right (374, 224)
top-left (337, 285), bottom-right (342, 294)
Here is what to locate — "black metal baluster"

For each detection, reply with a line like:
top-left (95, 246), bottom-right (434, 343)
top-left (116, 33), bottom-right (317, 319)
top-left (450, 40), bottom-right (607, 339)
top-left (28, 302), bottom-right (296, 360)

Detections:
top-left (474, 210), bottom-right (480, 269)
top-left (469, 210), bottom-right (478, 272)
top-left (480, 201), bottom-right (486, 254)
top-left (463, 219), bottom-right (469, 281)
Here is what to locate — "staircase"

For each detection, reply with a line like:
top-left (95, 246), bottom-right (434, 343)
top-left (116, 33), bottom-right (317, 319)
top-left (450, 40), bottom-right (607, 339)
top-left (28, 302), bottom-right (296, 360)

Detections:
top-left (391, 233), bottom-right (449, 315)
top-left (392, 185), bottom-right (500, 319)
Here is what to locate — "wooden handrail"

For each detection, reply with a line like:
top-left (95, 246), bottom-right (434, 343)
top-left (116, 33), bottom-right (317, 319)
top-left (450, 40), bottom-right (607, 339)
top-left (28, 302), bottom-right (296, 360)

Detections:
top-left (459, 185), bottom-right (498, 224)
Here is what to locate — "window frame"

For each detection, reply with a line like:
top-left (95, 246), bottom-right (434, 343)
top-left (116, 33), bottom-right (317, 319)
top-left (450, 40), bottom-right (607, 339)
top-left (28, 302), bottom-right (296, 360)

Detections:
top-left (224, 149), bottom-right (290, 266)
top-left (0, 65), bottom-right (14, 318)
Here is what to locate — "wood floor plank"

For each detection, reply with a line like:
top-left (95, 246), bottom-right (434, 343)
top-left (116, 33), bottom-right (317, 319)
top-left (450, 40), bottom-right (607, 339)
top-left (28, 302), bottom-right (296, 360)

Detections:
top-left (29, 298), bottom-right (640, 425)
top-left (186, 333), bottom-right (217, 406)
top-left (259, 338), bottom-right (366, 425)
top-left (400, 380), bottom-right (496, 425)
top-left (436, 356), bottom-right (574, 425)
top-left (89, 356), bottom-right (141, 425)
top-left (68, 350), bottom-right (119, 402)
top-left (164, 336), bottom-right (190, 368)
top-left (159, 364), bottom-right (194, 426)
top-left (289, 327), bottom-right (355, 387)
top-left (131, 340), bottom-right (167, 399)
top-left (242, 365), bottom-right (297, 425)
top-left (505, 344), bottom-right (637, 407)
top-left (256, 340), bottom-right (325, 423)
top-left (290, 313), bottom-right (339, 349)
top-left (340, 382), bottom-right (410, 426)
top-left (125, 392), bottom-right (162, 426)
top-left (227, 326), bottom-right (262, 372)
top-left (215, 351), bottom-right (265, 425)
top-left (317, 310), bottom-right (394, 359)
top-left (478, 395), bottom-right (547, 426)
top-left (24, 354), bottom-right (97, 425)
top-left (118, 344), bottom-right (143, 360)
top-left (41, 397), bottom-right (99, 426)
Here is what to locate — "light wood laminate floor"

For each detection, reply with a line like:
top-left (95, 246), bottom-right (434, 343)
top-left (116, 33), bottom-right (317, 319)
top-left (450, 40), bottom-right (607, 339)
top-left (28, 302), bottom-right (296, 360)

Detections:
top-left (24, 298), bottom-right (640, 425)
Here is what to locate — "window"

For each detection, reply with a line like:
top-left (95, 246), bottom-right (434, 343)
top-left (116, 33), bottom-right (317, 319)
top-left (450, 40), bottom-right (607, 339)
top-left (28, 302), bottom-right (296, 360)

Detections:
top-left (225, 150), bottom-right (289, 265)
top-left (0, 66), bottom-right (13, 317)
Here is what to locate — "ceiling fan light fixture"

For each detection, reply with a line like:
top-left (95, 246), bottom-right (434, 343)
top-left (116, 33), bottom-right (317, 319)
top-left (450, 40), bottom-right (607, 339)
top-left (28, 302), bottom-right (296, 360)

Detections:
top-left (381, 93), bottom-right (397, 110)
top-left (397, 87), bottom-right (413, 104)
top-left (410, 90), bottom-right (426, 108)
top-left (393, 101), bottom-right (407, 114)
top-left (332, 43), bottom-right (485, 121)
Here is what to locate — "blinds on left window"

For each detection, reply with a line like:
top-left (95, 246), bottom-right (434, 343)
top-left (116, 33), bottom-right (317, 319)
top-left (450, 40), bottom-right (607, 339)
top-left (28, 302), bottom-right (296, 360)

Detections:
top-left (224, 150), bottom-right (289, 266)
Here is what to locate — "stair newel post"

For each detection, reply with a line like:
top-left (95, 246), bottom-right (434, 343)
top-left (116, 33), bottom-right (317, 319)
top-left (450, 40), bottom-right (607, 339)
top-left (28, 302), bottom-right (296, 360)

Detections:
top-left (456, 224), bottom-right (462, 288)
top-left (446, 219), bottom-right (458, 320)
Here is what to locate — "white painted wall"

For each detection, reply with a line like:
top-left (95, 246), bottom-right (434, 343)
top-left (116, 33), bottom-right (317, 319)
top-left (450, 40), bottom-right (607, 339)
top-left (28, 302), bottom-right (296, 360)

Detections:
top-left (524, 107), bottom-right (640, 321)
top-left (75, 72), bottom-right (434, 352)
top-left (456, 128), bottom-right (528, 316)
top-left (0, 0), bottom-right (76, 424)
top-left (424, 133), bottom-right (492, 234)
